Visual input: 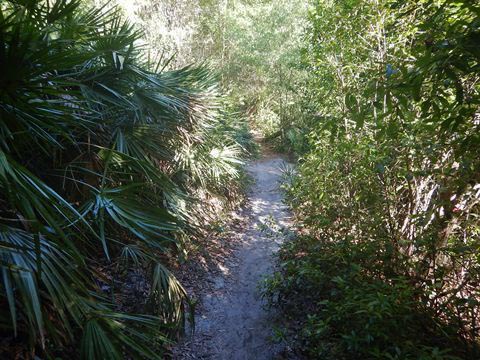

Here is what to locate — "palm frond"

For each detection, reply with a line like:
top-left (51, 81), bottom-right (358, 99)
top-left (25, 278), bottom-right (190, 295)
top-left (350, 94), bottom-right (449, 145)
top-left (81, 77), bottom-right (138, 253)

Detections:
top-left (0, 0), bottom-right (252, 357)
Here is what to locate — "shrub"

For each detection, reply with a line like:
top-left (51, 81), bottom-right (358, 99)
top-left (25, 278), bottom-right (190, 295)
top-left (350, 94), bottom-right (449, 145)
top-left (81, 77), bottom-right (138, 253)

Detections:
top-left (264, 236), bottom-right (476, 359)
top-left (265, 0), bottom-right (480, 358)
top-left (0, 0), bottom-right (253, 358)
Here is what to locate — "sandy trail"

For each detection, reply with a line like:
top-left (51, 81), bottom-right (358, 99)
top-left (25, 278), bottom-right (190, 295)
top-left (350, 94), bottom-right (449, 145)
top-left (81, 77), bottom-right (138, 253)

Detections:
top-left (175, 155), bottom-right (292, 359)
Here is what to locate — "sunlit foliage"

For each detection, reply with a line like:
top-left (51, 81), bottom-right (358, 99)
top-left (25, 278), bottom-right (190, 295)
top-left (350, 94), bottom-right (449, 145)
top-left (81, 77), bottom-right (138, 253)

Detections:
top-left (266, 0), bottom-right (480, 358)
top-left (0, 0), bottom-right (251, 358)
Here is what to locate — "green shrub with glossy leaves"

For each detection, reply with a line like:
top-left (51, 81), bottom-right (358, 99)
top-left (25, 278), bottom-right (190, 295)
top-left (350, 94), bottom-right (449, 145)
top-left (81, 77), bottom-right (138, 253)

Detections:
top-left (266, 0), bottom-right (480, 358)
top-left (265, 235), bottom-right (475, 359)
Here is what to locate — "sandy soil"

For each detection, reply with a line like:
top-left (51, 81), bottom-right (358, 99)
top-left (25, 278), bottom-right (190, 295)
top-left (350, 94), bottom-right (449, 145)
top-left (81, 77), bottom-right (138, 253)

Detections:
top-left (173, 155), bottom-right (293, 359)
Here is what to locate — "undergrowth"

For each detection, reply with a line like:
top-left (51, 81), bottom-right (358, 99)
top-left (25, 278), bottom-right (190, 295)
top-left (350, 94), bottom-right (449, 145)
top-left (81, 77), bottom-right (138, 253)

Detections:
top-left (264, 235), bottom-right (479, 359)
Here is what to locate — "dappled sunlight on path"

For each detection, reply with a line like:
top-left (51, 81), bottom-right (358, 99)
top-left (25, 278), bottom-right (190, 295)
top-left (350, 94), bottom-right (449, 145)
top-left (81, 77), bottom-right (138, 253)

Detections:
top-left (174, 155), bottom-right (294, 359)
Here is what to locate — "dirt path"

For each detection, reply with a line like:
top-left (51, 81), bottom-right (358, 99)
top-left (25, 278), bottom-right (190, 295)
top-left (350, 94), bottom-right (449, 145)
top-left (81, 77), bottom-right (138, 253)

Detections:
top-left (174, 155), bottom-right (293, 359)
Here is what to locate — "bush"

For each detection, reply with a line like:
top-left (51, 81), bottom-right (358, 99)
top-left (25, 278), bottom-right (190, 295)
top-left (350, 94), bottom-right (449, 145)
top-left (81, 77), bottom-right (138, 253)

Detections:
top-left (0, 1), bottom-right (254, 358)
top-left (264, 236), bottom-right (476, 359)
top-left (265, 0), bottom-right (480, 358)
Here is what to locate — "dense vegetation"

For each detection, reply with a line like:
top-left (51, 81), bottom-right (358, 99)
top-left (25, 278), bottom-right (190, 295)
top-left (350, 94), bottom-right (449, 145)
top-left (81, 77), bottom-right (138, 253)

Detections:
top-left (0, 0), bottom-right (253, 358)
top-left (264, 0), bottom-right (480, 358)
top-left (2, 0), bottom-right (479, 359)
